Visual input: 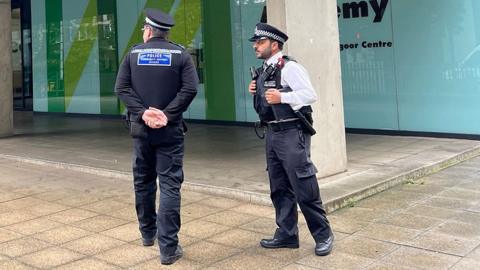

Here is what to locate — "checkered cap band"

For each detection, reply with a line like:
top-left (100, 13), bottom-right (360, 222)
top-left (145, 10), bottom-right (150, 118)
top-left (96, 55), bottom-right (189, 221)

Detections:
top-left (255, 29), bottom-right (286, 43)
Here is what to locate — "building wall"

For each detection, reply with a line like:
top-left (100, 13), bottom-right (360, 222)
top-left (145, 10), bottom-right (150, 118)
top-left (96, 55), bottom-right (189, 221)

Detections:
top-left (339, 0), bottom-right (480, 134)
top-left (31, 0), bottom-right (480, 134)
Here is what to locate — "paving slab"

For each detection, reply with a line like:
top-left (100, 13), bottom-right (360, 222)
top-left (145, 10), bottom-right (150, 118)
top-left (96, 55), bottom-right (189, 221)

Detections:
top-left (32, 226), bottom-right (92, 245)
top-left (380, 246), bottom-right (460, 270)
top-left (333, 235), bottom-right (399, 259)
top-left (183, 241), bottom-right (242, 265)
top-left (130, 258), bottom-right (203, 270)
top-left (61, 234), bottom-right (126, 256)
top-left (450, 258), bottom-right (480, 270)
top-left (296, 251), bottom-right (375, 270)
top-left (17, 247), bottom-right (84, 269)
top-left (94, 244), bottom-right (159, 268)
top-left (210, 251), bottom-right (290, 270)
top-left (406, 231), bottom-right (480, 257)
top-left (54, 258), bottom-right (120, 270)
top-left (4, 217), bottom-right (62, 236)
top-left (0, 238), bottom-right (51, 258)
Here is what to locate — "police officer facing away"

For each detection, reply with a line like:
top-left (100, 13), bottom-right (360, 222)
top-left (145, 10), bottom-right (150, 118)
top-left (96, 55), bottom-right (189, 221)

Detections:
top-left (248, 23), bottom-right (334, 256)
top-left (115, 9), bottom-right (198, 265)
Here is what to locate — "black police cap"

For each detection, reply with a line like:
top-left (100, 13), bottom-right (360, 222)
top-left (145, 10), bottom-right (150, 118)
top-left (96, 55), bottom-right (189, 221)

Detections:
top-left (144, 8), bottom-right (175, 30)
top-left (248, 23), bottom-right (288, 44)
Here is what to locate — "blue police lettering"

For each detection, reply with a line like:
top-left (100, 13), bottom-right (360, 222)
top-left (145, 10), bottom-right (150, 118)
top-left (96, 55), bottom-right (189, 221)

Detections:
top-left (137, 52), bottom-right (172, 66)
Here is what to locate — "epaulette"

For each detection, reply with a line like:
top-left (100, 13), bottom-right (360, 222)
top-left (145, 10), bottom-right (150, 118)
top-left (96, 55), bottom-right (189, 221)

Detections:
top-left (168, 41), bottom-right (185, 50)
top-left (128, 43), bottom-right (142, 54)
top-left (131, 43), bottom-right (142, 49)
top-left (282, 55), bottom-right (297, 62)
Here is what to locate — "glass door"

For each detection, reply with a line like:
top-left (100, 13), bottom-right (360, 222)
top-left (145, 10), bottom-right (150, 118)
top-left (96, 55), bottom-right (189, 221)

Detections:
top-left (12, 8), bottom-right (23, 108)
top-left (11, 0), bottom-right (32, 110)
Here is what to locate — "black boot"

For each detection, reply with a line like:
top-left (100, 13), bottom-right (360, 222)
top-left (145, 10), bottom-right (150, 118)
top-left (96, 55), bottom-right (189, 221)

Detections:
top-left (260, 234), bottom-right (299, 249)
top-left (315, 233), bottom-right (334, 256)
top-left (160, 245), bottom-right (183, 265)
top-left (142, 237), bottom-right (155, 246)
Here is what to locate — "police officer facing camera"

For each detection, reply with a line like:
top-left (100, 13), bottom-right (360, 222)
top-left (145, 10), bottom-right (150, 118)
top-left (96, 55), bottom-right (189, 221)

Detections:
top-left (115, 8), bottom-right (198, 265)
top-left (248, 22), bottom-right (334, 256)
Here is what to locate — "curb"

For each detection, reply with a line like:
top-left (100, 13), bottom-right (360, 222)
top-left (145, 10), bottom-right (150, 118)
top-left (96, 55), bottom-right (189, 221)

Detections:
top-left (0, 153), bottom-right (272, 206)
top-left (2, 145), bottom-right (480, 213)
top-left (324, 145), bottom-right (480, 212)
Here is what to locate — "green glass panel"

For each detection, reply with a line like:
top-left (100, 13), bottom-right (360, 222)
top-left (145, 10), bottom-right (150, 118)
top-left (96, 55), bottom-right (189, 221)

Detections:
top-left (170, 0), bottom-right (201, 46)
top-left (46, 0), bottom-right (65, 112)
top-left (98, 0), bottom-right (120, 114)
top-left (202, 0), bottom-right (236, 121)
top-left (183, 0), bottom-right (205, 120)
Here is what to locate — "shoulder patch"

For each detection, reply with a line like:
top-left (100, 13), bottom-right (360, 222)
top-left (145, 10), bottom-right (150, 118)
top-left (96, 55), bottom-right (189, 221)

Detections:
top-left (131, 43), bottom-right (142, 50)
top-left (127, 43), bottom-right (143, 55)
top-left (137, 51), bottom-right (172, 66)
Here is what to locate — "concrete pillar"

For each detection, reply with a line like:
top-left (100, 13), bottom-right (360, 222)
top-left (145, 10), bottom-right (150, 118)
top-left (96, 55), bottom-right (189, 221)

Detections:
top-left (267, 0), bottom-right (347, 178)
top-left (0, 0), bottom-right (13, 137)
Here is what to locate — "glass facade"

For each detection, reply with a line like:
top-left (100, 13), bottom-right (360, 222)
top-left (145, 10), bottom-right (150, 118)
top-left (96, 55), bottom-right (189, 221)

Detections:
top-left (30, 0), bottom-right (265, 122)
top-left (339, 0), bottom-right (480, 134)
top-left (26, 0), bottom-right (480, 134)
top-left (31, 0), bottom-right (205, 117)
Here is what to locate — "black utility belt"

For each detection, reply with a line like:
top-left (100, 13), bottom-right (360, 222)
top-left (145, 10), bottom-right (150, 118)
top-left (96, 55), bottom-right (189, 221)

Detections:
top-left (267, 119), bottom-right (301, 132)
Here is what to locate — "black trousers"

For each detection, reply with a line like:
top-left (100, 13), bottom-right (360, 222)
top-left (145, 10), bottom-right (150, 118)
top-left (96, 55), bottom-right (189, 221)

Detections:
top-left (132, 124), bottom-right (184, 255)
top-left (266, 127), bottom-right (331, 243)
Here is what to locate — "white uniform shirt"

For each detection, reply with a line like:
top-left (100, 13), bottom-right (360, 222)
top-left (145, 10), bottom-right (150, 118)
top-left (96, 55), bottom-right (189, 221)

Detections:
top-left (264, 51), bottom-right (318, 111)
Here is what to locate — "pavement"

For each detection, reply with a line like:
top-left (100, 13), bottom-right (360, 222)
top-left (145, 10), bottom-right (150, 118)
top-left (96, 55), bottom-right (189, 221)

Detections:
top-left (1, 112), bottom-right (480, 211)
top-left (0, 154), bottom-right (480, 269)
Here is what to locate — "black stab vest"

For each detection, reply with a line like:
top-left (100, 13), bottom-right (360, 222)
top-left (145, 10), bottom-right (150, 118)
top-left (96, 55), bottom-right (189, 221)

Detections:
top-left (253, 56), bottom-right (312, 122)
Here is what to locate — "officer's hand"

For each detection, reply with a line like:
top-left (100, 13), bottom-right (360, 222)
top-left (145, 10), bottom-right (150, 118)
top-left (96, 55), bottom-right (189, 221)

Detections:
top-left (149, 107), bottom-right (168, 128)
top-left (265, 89), bottom-right (281, 104)
top-left (142, 109), bottom-right (167, 129)
top-left (142, 112), bottom-right (162, 128)
top-left (248, 80), bottom-right (256, 95)
top-left (148, 107), bottom-right (167, 120)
